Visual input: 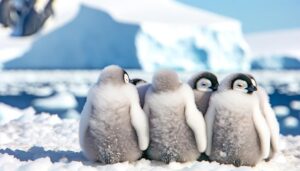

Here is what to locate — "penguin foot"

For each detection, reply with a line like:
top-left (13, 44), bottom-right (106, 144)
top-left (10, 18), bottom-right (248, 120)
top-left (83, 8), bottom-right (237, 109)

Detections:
top-left (198, 153), bottom-right (211, 162)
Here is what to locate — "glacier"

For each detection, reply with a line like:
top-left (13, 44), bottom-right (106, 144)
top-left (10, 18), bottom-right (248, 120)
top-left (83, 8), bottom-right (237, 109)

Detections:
top-left (1, 0), bottom-right (251, 72)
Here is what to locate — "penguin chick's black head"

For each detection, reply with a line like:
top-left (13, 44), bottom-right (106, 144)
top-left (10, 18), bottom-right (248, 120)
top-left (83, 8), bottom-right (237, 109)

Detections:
top-left (152, 69), bottom-right (181, 92)
top-left (231, 73), bottom-right (257, 94)
top-left (193, 72), bottom-right (219, 92)
top-left (130, 78), bottom-right (147, 86)
top-left (98, 65), bottom-right (130, 85)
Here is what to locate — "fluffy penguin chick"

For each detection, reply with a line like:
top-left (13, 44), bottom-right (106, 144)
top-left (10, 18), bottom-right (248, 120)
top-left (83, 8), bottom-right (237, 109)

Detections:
top-left (188, 72), bottom-right (219, 115)
top-left (205, 73), bottom-right (271, 167)
top-left (79, 65), bottom-right (149, 164)
top-left (131, 78), bottom-right (151, 108)
top-left (144, 69), bottom-right (207, 163)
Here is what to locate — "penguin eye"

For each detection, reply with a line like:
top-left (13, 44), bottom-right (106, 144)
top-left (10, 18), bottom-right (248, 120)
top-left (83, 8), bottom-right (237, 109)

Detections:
top-left (196, 78), bottom-right (212, 92)
top-left (233, 80), bottom-right (248, 93)
top-left (124, 74), bottom-right (130, 84)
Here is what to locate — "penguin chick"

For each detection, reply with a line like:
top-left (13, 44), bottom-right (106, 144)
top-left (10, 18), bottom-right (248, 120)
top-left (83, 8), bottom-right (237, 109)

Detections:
top-left (187, 72), bottom-right (219, 115)
top-left (144, 69), bottom-right (207, 163)
top-left (79, 65), bottom-right (149, 164)
top-left (205, 73), bottom-right (271, 167)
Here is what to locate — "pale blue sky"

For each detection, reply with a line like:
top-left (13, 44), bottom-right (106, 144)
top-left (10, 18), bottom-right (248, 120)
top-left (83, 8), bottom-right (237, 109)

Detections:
top-left (179, 0), bottom-right (300, 33)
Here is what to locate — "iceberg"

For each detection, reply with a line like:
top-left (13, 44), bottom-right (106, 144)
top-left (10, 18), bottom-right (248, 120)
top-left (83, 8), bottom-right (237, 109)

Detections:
top-left (136, 23), bottom-right (250, 72)
top-left (1, 0), bottom-right (251, 71)
top-left (85, 0), bottom-right (251, 72)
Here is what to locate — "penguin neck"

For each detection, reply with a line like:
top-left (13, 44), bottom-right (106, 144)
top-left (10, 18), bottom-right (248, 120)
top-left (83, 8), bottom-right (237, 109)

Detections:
top-left (213, 90), bottom-right (259, 113)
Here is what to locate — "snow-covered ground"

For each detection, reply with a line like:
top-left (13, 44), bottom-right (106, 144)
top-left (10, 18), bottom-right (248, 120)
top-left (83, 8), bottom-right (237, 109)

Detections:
top-left (0, 104), bottom-right (299, 171)
top-left (0, 70), bottom-right (298, 170)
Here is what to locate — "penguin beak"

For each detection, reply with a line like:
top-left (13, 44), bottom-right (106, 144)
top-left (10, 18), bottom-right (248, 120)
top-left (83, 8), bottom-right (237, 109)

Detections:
top-left (247, 85), bottom-right (257, 93)
top-left (210, 83), bottom-right (219, 91)
top-left (129, 79), bottom-right (135, 85)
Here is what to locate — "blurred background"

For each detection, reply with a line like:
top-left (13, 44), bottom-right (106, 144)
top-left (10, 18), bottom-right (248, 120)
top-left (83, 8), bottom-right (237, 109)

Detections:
top-left (0, 0), bottom-right (299, 135)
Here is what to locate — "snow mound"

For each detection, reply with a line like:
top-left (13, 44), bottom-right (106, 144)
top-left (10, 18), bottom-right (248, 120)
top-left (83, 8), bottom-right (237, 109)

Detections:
top-left (0, 103), bottom-right (35, 125)
top-left (0, 105), bottom-right (299, 170)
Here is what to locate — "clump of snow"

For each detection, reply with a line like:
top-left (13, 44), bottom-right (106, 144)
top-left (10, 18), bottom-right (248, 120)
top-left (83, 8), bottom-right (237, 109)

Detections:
top-left (0, 104), bottom-right (299, 170)
top-left (273, 106), bottom-right (290, 117)
top-left (283, 116), bottom-right (299, 128)
top-left (0, 103), bottom-right (35, 125)
top-left (33, 92), bottom-right (78, 110)
top-left (290, 100), bottom-right (300, 111)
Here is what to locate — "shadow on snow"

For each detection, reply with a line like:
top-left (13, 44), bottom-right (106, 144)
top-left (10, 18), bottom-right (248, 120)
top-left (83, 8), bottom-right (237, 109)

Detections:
top-left (0, 146), bottom-right (87, 163)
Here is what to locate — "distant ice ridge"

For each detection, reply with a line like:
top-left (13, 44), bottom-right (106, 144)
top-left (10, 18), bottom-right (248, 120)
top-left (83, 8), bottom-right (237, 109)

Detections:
top-left (247, 29), bottom-right (300, 70)
top-left (137, 23), bottom-right (250, 72)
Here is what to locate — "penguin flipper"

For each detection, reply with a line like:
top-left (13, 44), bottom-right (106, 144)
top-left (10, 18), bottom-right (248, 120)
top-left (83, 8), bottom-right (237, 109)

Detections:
top-left (204, 98), bottom-right (216, 156)
top-left (253, 105), bottom-right (271, 159)
top-left (181, 84), bottom-right (207, 153)
top-left (79, 88), bottom-right (94, 149)
top-left (257, 87), bottom-right (280, 157)
top-left (125, 85), bottom-right (149, 151)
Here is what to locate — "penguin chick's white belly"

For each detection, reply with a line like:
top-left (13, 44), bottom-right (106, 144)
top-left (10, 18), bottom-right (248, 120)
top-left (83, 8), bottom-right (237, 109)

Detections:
top-left (85, 86), bottom-right (142, 163)
top-left (146, 92), bottom-right (199, 163)
top-left (210, 97), bottom-right (261, 166)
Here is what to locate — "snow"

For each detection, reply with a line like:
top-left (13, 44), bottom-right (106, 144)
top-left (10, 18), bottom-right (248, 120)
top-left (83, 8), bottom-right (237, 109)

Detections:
top-left (0, 103), bottom-right (35, 125)
top-left (0, 107), bottom-right (299, 170)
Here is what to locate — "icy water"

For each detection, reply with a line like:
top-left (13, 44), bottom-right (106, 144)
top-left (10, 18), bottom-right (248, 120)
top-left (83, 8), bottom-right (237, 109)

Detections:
top-left (269, 91), bottom-right (300, 135)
